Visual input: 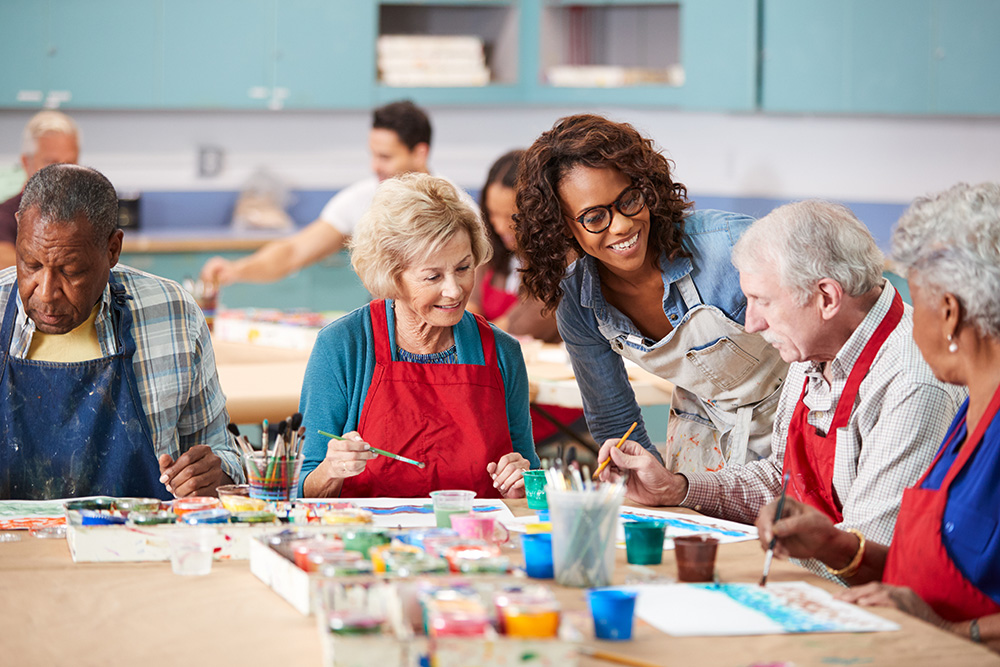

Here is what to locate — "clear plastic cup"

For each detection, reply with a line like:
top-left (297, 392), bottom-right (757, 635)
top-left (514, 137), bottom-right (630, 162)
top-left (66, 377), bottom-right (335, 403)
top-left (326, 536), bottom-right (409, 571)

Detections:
top-left (429, 490), bottom-right (476, 528)
top-left (548, 486), bottom-right (623, 588)
top-left (167, 527), bottom-right (217, 576)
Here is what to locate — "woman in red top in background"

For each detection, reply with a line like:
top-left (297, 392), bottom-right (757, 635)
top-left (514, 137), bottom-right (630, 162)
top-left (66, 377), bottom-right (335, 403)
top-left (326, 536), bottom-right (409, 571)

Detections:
top-left (755, 183), bottom-right (1000, 652)
top-left (469, 150), bottom-right (585, 445)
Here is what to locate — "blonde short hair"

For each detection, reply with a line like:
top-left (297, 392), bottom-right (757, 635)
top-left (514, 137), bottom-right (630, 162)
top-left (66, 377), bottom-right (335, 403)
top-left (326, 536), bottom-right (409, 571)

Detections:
top-left (22, 110), bottom-right (80, 156)
top-left (350, 173), bottom-right (491, 299)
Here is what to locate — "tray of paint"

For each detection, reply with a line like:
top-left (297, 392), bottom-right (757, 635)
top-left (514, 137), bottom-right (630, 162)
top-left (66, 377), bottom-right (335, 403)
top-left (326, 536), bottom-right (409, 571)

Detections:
top-left (313, 576), bottom-right (579, 667)
top-left (249, 527), bottom-right (517, 616)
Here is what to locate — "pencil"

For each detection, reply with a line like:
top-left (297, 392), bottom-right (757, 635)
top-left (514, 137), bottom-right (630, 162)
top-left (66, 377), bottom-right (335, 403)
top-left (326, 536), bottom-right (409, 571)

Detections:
top-left (759, 472), bottom-right (791, 586)
top-left (592, 421), bottom-right (638, 480)
top-left (317, 430), bottom-right (426, 469)
top-left (578, 646), bottom-right (662, 667)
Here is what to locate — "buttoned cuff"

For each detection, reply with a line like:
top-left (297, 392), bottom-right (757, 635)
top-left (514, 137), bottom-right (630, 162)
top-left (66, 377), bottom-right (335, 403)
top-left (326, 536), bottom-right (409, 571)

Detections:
top-left (679, 471), bottom-right (720, 514)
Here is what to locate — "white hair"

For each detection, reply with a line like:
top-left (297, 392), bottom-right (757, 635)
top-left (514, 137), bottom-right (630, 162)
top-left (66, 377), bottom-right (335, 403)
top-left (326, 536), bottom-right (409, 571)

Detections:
top-left (732, 200), bottom-right (884, 306)
top-left (892, 183), bottom-right (1000, 339)
top-left (350, 173), bottom-right (491, 299)
top-left (21, 110), bottom-right (79, 156)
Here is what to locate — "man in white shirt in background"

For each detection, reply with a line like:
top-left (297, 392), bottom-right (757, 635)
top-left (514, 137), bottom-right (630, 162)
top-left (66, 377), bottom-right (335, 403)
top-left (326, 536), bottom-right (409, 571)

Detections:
top-left (201, 100), bottom-right (472, 286)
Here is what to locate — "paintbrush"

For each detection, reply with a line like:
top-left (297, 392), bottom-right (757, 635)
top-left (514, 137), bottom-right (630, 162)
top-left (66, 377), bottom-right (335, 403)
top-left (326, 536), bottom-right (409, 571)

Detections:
top-left (759, 472), bottom-right (791, 587)
top-left (578, 646), bottom-right (662, 667)
top-left (317, 430), bottom-right (426, 469)
top-left (592, 421), bottom-right (638, 480)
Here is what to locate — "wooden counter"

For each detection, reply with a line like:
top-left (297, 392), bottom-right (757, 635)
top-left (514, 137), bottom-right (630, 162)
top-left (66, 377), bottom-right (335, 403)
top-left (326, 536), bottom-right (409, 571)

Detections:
top-left (122, 230), bottom-right (287, 254)
top-left (1, 500), bottom-right (996, 666)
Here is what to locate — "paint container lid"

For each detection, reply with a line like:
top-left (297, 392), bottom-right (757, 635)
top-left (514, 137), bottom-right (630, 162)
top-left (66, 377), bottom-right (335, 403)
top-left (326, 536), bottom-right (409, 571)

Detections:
top-left (64, 497), bottom-right (116, 512)
top-left (113, 498), bottom-right (162, 514)
top-left (79, 510), bottom-right (127, 526)
top-left (181, 508), bottom-right (231, 524)
top-left (171, 496), bottom-right (221, 516)
top-left (127, 510), bottom-right (178, 525)
top-left (230, 510), bottom-right (277, 524)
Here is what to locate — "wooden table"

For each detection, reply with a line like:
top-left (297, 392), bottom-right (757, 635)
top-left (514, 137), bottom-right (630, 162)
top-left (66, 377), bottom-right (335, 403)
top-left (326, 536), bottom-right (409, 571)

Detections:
top-left (1, 501), bottom-right (996, 667)
top-left (213, 339), bottom-right (673, 425)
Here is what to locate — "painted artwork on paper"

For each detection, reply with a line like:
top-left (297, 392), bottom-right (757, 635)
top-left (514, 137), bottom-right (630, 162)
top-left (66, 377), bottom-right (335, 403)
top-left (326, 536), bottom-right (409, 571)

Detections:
top-left (632, 581), bottom-right (900, 636)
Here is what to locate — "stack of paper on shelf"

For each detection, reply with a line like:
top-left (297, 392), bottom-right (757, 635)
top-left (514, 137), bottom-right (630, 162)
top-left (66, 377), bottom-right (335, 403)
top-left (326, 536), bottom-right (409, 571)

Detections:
top-left (378, 35), bottom-right (490, 87)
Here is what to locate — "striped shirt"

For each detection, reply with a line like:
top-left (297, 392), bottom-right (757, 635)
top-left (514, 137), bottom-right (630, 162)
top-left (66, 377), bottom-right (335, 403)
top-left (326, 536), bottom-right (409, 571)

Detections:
top-left (683, 282), bottom-right (966, 579)
top-left (0, 265), bottom-right (244, 484)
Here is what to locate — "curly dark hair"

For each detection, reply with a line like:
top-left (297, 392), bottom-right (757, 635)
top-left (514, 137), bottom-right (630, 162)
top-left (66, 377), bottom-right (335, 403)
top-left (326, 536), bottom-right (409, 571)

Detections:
top-left (481, 149), bottom-right (524, 276)
top-left (514, 114), bottom-right (692, 310)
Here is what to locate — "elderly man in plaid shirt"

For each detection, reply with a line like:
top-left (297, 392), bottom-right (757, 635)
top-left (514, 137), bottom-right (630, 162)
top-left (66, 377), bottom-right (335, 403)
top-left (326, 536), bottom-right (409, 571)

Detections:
top-left (0, 164), bottom-right (243, 500)
top-left (596, 200), bottom-right (965, 580)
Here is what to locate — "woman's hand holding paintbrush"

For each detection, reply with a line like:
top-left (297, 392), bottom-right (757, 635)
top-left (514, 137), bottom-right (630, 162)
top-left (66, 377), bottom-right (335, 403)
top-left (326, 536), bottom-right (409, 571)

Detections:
top-left (755, 494), bottom-right (850, 563)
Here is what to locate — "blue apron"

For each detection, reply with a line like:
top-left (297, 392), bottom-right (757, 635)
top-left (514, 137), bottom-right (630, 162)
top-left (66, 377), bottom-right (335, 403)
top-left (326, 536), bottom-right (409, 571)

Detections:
top-left (0, 274), bottom-right (170, 500)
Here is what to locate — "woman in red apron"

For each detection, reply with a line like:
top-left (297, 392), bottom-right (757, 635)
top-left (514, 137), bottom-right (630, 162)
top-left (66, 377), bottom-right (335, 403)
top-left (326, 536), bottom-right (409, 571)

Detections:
top-left (756, 184), bottom-right (1000, 651)
top-left (299, 174), bottom-right (540, 499)
top-left (469, 150), bottom-right (586, 444)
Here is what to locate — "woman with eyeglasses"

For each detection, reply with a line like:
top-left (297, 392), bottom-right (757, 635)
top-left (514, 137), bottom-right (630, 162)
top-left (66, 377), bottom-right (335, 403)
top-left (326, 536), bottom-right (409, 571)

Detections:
top-left (514, 114), bottom-right (788, 474)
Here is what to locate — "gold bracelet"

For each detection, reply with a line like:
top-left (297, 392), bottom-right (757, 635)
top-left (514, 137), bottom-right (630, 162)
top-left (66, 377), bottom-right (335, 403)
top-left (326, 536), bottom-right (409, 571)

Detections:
top-left (826, 528), bottom-right (866, 578)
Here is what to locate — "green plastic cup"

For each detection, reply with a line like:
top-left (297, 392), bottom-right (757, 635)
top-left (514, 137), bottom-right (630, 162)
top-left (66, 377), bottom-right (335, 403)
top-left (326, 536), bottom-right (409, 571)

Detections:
top-left (624, 520), bottom-right (667, 565)
top-left (522, 470), bottom-right (548, 510)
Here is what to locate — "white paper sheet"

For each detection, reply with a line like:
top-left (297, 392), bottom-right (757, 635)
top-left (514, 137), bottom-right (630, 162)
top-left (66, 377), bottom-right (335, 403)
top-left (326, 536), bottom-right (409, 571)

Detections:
top-left (618, 507), bottom-right (758, 549)
top-left (630, 581), bottom-right (900, 636)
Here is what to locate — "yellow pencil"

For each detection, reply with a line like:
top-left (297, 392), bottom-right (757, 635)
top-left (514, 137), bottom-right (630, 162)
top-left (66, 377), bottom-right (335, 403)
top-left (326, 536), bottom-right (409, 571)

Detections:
top-left (578, 645), bottom-right (661, 667)
top-left (591, 421), bottom-right (638, 480)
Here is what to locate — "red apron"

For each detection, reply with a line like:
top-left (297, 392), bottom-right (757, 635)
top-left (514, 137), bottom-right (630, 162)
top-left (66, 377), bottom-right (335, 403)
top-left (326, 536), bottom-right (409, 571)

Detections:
top-left (883, 382), bottom-right (1000, 622)
top-left (480, 269), bottom-right (519, 322)
top-left (782, 292), bottom-right (904, 522)
top-left (341, 301), bottom-right (513, 499)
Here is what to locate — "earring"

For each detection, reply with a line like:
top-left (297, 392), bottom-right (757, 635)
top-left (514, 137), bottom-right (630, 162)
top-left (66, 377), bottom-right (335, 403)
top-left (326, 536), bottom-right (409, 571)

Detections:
top-left (947, 334), bottom-right (958, 353)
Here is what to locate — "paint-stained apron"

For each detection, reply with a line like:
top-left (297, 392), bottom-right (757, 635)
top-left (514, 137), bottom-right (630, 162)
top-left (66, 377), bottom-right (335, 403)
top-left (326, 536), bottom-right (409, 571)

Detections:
top-left (782, 291), bottom-right (903, 522)
top-left (0, 275), bottom-right (168, 500)
top-left (606, 274), bottom-right (787, 474)
top-left (341, 301), bottom-right (513, 499)
top-left (883, 380), bottom-right (1000, 622)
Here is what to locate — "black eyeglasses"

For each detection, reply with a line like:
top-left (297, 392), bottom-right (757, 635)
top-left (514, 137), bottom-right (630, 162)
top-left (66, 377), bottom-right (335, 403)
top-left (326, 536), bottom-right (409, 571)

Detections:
top-left (572, 186), bottom-right (646, 233)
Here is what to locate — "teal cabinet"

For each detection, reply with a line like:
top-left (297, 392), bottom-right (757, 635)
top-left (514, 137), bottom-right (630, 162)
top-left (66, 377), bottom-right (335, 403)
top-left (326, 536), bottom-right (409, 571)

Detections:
top-left (161, 0), bottom-right (376, 110)
top-left (160, 0), bottom-right (273, 109)
top-left (275, 0), bottom-right (377, 110)
top-left (0, 0), bottom-right (158, 109)
top-left (761, 0), bottom-right (1000, 114)
top-left (0, 1), bottom-right (48, 108)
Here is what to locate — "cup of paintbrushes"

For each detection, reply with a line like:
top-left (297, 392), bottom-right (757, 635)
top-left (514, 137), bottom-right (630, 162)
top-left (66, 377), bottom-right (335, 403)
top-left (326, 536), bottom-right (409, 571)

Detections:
top-left (242, 451), bottom-right (304, 502)
top-left (547, 484), bottom-right (624, 588)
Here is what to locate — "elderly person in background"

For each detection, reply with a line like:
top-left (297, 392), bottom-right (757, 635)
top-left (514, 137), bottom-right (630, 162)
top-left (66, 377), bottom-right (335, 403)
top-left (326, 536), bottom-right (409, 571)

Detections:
top-left (299, 173), bottom-right (539, 499)
top-left (598, 200), bottom-right (964, 580)
top-left (757, 184), bottom-right (1000, 651)
top-left (0, 165), bottom-right (242, 500)
top-left (0, 110), bottom-right (80, 269)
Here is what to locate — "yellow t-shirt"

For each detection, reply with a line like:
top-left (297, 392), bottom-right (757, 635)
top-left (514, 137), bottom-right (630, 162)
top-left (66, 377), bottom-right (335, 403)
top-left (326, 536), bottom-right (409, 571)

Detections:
top-left (27, 304), bottom-right (103, 362)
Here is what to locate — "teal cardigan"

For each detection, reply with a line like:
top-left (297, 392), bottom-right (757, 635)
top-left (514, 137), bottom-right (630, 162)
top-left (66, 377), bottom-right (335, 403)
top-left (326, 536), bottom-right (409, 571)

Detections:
top-left (299, 300), bottom-right (539, 495)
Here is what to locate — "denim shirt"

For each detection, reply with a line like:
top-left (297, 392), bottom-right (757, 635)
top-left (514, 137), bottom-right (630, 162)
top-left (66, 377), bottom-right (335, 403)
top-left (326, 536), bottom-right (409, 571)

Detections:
top-left (556, 209), bottom-right (755, 457)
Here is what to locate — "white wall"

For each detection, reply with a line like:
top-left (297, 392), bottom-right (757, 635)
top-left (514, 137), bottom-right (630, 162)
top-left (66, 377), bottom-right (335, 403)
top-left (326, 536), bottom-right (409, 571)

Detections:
top-left (1, 106), bottom-right (999, 204)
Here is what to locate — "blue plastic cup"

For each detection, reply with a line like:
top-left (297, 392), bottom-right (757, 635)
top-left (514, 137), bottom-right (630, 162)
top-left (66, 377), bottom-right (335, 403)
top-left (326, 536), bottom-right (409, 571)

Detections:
top-left (586, 589), bottom-right (638, 641)
top-left (520, 532), bottom-right (554, 579)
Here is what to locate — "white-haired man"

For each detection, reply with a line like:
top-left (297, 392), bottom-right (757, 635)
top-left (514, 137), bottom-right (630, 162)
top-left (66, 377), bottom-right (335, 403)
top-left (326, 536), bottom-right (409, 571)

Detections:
top-left (0, 110), bottom-right (79, 269)
top-left (596, 200), bottom-right (965, 579)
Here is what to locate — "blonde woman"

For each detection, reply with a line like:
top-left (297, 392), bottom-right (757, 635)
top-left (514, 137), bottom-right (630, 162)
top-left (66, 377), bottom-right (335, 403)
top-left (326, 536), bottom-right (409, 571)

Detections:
top-left (300, 173), bottom-right (539, 498)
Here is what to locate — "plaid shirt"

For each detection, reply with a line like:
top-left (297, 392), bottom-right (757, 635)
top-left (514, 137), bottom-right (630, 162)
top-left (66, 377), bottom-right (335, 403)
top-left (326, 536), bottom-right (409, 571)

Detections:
top-left (683, 283), bottom-right (966, 579)
top-left (0, 265), bottom-right (244, 484)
